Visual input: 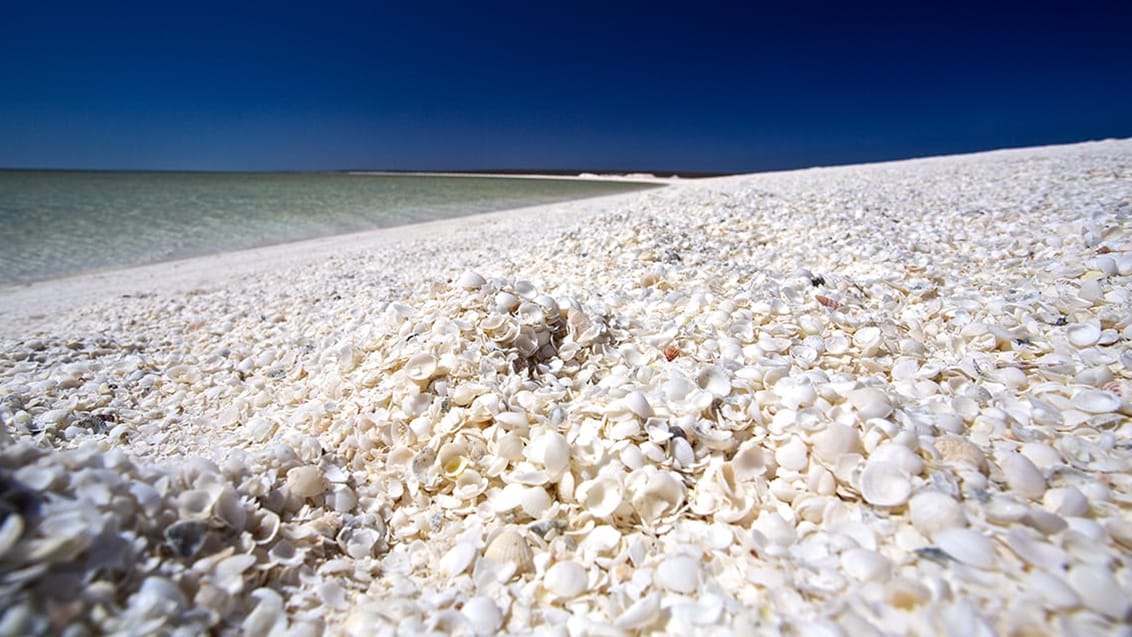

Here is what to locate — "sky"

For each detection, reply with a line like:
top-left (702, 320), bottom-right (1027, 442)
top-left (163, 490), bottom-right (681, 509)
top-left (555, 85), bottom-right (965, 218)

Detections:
top-left (1, 1), bottom-right (1130, 173)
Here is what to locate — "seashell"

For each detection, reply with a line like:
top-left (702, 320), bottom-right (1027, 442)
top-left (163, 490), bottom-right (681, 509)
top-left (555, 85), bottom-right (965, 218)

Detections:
top-left (494, 483), bottom-right (551, 518)
top-left (1025, 571), bottom-right (1079, 611)
top-left (1066, 563), bottom-right (1130, 620)
top-left (543, 560), bottom-right (588, 599)
top-left (457, 270), bottom-right (486, 290)
top-left (656, 554), bottom-right (701, 594)
top-left (622, 390), bottom-right (652, 418)
top-left (0, 514), bottom-right (24, 560)
top-left (1066, 321), bottom-right (1101, 348)
top-left (461, 596), bottom-right (503, 636)
top-left (286, 466), bottom-right (327, 499)
top-left (933, 435), bottom-right (987, 472)
top-left (627, 469), bottom-right (685, 527)
top-left (267, 539), bottom-right (306, 567)
top-left (1000, 452), bottom-right (1046, 501)
top-left (1070, 389), bottom-right (1121, 414)
top-left (483, 528), bottom-right (534, 577)
top-left (663, 344), bottom-right (680, 361)
top-left (242, 588), bottom-right (285, 636)
top-left (213, 485), bottom-right (246, 531)
top-left (696, 365), bottom-right (731, 397)
top-left (439, 541), bottom-right (478, 578)
top-left (858, 460), bottom-right (911, 507)
top-left (13, 465), bottom-right (58, 491)
top-left (1003, 528), bottom-right (1068, 570)
top-left (840, 548), bottom-right (891, 582)
top-left (164, 520), bottom-right (209, 558)
top-left (213, 554), bottom-right (257, 595)
top-left (847, 387), bottom-right (892, 419)
top-left (1019, 442), bottom-right (1062, 471)
top-left (130, 576), bottom-right (188, 618)
top-left (339, 526), bottom-right (382, 560)
top-left (774, 436), bottom-right (809, 472)
top-left (852, 326), bottom-right (883, 354)
top-left (438, 442), bottom-right (469, 479)
top-left (1042, 486), bottom-right (1088, 518)
top-left (250, 510), bottom-right (281, 545)
top-left (177, 489), bottom-right (217, 520)
top-left (869, 443), bottom-right (923, 476)
top-left (525, 431), bottom-right (570, 479)
top-left (405, 353), bottom-right (438, 383)
top-left (907, 491), bottom-right (965, 534)
top-left (615, 592), bottom-right (662, 631)
top-left (811, 423), bottom-right (859, 463)
top-left (933, 528), bottom-right (996, 569)
top-left (575, 475), bottom-right (624, 519)
top-left (730, 440), bottom-right (775, 480)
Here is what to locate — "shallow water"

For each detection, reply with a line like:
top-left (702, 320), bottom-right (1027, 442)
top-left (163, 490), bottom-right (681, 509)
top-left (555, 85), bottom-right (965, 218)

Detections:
top-left (0, 171), bottom-right (656, 285)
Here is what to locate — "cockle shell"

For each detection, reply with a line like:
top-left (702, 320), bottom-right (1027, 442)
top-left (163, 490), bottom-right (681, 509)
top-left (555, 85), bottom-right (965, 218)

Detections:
top-left (524, 430), bottom-right (570, 479)
top-left (908, 491), bottom-right (965, 534)
top-left (696, 365), bottom-right (731, 397)
top-left (286, 466), bottom-right (327, 499)
top-left (859, 460), bottom-right (911, 507)
top-left (483, 528), bottom-right (534, 576)
top-left (615, 592), bottom-right (662, 631)
top-left (575, 475), bottom-right (624, 519)
top-left (457, 270), bottom-right (486, 290)
top-left (405, 353), bottom-right (439, 383)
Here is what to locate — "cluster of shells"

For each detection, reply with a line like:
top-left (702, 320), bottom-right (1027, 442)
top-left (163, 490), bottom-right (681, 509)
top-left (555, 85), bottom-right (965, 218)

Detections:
top-left (2, 139), bottom-right (1132, 635)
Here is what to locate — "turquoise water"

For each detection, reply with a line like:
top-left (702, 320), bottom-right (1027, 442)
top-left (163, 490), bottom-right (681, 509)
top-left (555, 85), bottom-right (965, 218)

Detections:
top-left (0, 171), bottom-right (656, 286)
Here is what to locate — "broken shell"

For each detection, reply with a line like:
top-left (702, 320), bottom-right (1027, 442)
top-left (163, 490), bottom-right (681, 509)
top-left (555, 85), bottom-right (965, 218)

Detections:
top-left (859, 460), bottom-right (911, 507)
top-left (543, 560), bottom-right (588, 599)
top-left (933, 435), bottom-right (987, 472)
top-left (696, 365), bottom-right (731, 398)
top-left (1070, 389), bottom-right (1121, 414)
top-left (615, 592), bottom-right (662, 631)
top-left (575, 475), bottom-right (624, 519)
top-left (933, 528), bottom-right (996, 569)
top-left (461, 596), bottom-right (503, 636)
top-left (164, 520), bottom-right (209, 558)
top-left (627, 469), bottom-right (685, 527)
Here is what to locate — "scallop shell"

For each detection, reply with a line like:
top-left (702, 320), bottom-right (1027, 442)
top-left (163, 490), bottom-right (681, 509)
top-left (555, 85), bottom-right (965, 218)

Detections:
top-left (933, 528), bottom-right (996, 569)
top-left (543, 560), bottom-right (588, 599)
top-left (483, 528), bottom-right (534, 576)
top-left (656, 554), bottom-right (701, 594)
top-left (858, 460), bottom-right (911, 507)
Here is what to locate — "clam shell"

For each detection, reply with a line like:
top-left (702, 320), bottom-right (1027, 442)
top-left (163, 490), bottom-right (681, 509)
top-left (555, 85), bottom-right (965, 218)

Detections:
top-left (1070, 389), bottom-right (1121, 414)
top-left (908, 491), bottom-right (965, 534)
top-left (543, 560), bottom-right (588, 599)
top-left (774, 436), bottom-right (809, 472)
top-left (848, 387), bottom-right (892, 419)
top-left (627, 469), bottom-right (685, 526)
top-left (933, 528), bottom-right (996, 569)
top-left (1067, 563), bottom-right (1129, 620)
top-left (622, 390), bottom-right (652, 418)
top-left (286, 466), bottom-right (327, 499)
top-left (840, 548), bottom-right (891, 582)
top-left (1066, 321), bottom-right (1101, 348)
top-left (439, 541), bottom-right (477, 577)
top-left (405, 353), bottom-right (438, 383)
top-left (1000, 452), bottom-right (1046, 501)
top-left (457, 270), bottom-right (486, 290)
top-left (656, 554), bottom-right (701, 594)
top-left (696, 365), bottom-right (731, 397)
top-left (811, 423), bottom-right (859, 463)
top-left (858, 460), bottom-right (911, 507)
top-left (575, 475), bottom-right (623, 519)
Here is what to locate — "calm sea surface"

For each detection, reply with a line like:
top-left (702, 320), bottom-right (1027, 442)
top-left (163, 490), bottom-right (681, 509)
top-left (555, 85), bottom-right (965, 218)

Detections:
top-left (0, 171), bottom-right (656, 286)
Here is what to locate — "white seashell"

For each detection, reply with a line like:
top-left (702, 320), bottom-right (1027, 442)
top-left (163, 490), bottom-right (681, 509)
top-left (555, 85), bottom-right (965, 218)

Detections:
top-left (1066, 321), bottom-right (1101, 348)
top-left (213, 554), bottom-right (257, 595)
top-left (776, 379), bottom-right (817, 410)
top-left (483, 528), bottom-right (534, 576)
top-left (840, 548), bottom-right (891, 582)
top-left (13, 465), bottom-right (58, 491)
top-left (0, 514), bottom-right (25, 560)
top-left (267, 539), bottom-right (305, 567)
top-left (1025, 571), bottom-right (1079, 611)
top-left (847, 387), bottom-right (892, 419)
top-left (933, 528), bottom-right (996, 569)
top-left (811, 423), bottom-right (859, 463)
top-left (525, 431), bottom-right (570, 479)
top-left (543, 560), bottom-right (588, 599)
top-left (656, 554), bottom-right (701, 594)
top-left (908, 491), bottom-right (965, 534)
top-left (663, 377), bottom-right (696, 402)
top-left (627, 469), bottom-right (685, 526)
top-left (1003, 528), bottom-right (1068, 570)
top-left (1000, 452), bottom-right (1046, 501)
top-left (622, 390), bottom-right (652, 418)
top-left (1042, 486), bottom-right (1088, 518)
top-left (933, 435), bottom-right (987, 472)
top-left (696, 365), bottom-right (731, 397)
top-left (439, 541), bottom-right (478, 577)
top-left (405, 353), bottom-right (438, 383)
top-left (286, 466), bottom-right (327, 499)
top-left (575, 475), bottom-right (624, 519)
top-left (242, 588), bottom-right (285, 637)
top-left (1070, 389), bottom-right (1121, 414)
top-left (177, 489), bottom-right (217, 520)
top-left (438, 442), bottom-right (470, 479)
top-left (1066, 563), bottom-right (1130, 620)
top-left (461, 596), bottom-right (503, 636)
top-left (730, 440), bottom-right (775, 480)
top-left (615, 592), bottom-right (662, 631)
top-left (342, 527), bottom-right (381, 559)
top-left (457, 270), bottom-right (486, 290)
top-left (858, 460), bottom-right (911, 507)
top-left (869, 443), bottom-right (923, 476)
top-left (775, 436), bottom-right (809, 472)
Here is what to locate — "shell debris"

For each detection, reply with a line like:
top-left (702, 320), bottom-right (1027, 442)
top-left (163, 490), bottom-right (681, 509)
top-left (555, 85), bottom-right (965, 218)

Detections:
top-left (2, 139), bottom-right (1132, 634)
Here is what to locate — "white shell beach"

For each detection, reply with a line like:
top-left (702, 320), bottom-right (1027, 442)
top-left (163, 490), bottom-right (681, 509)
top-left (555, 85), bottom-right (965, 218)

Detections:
top-left (1, 139), bottom-right (1131, 635)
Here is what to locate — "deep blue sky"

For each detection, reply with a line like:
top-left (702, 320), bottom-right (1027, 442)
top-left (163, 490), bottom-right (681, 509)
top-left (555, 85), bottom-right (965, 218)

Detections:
top-left (2, 1), bottom-right (1130, 172)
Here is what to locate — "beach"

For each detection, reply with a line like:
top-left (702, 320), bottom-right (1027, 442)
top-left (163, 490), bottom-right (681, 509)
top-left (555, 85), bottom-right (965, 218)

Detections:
top-left (1, 139), bottom-right (1131, 634)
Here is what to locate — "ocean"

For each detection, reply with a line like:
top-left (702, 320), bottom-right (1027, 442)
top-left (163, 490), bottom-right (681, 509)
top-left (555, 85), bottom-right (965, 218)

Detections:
top-left (0, 171), bottom-right (657, 286)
